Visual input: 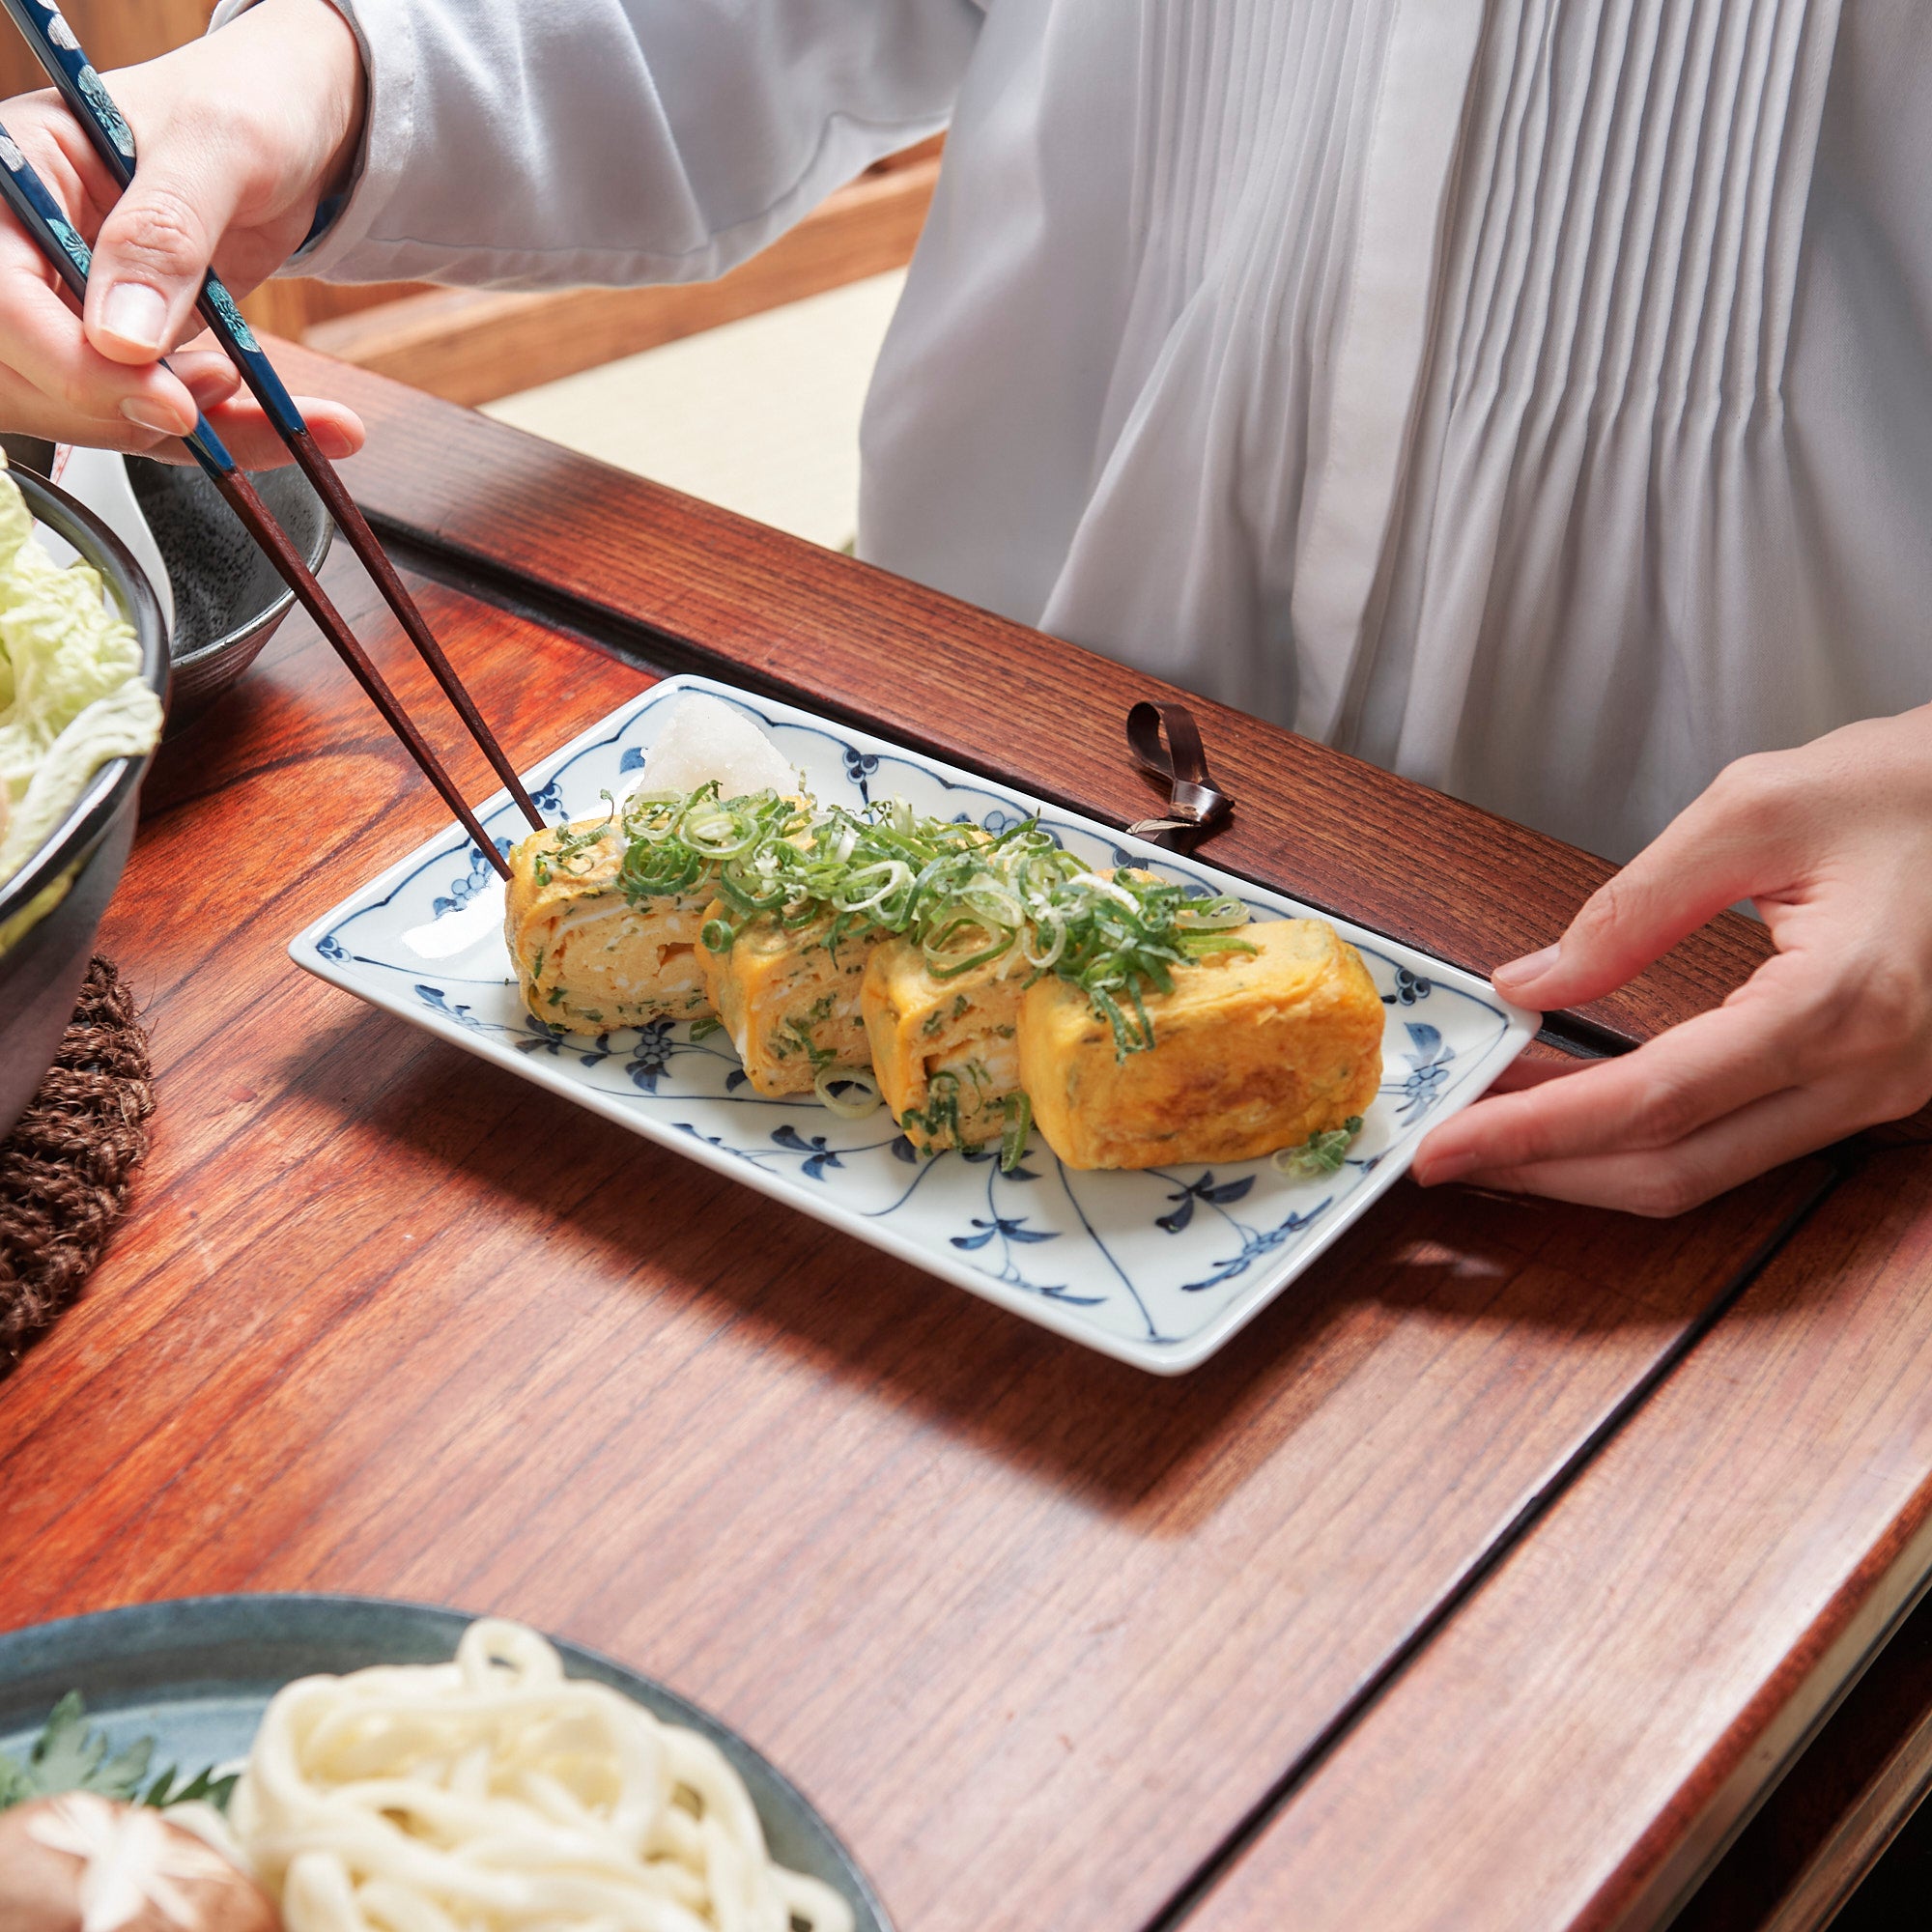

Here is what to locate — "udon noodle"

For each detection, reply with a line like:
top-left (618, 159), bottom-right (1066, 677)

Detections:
top-left (226, 1618), bottom-right (854, 1932)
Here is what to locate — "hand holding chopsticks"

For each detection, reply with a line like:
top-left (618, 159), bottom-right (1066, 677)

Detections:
top-left (0, 0), bottom-right (543, 876)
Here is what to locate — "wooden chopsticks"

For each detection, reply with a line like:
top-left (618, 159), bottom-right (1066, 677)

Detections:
top-left (0, 0), bottom-right (543, 879)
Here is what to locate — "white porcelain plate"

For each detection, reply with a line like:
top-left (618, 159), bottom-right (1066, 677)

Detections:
top-left (292, 676), bottom-right (1536, 1374)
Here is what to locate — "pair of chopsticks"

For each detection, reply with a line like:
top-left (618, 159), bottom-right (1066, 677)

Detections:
top-left (0, 0), bottom-right (539, 878)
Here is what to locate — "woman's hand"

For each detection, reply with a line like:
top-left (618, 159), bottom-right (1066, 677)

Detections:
top-left (0, 0), bottom-right (366, 464)
top-left (1412, 706), bottom-right (1932, 1215)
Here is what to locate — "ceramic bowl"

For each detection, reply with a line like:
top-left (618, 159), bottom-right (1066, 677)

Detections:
top-left (0, 1594), bottom-right (894, 1932)
top-left (0, 468), bottom-right (170, 1144)
top-left (125, 456), bottom-right (330, 731)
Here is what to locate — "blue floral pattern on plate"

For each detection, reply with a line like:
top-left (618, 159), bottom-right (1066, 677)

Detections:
top-left (290, 675), bottom-right (1537, 1374)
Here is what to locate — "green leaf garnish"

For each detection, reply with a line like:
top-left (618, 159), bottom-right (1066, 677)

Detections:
top-left (138, 1762), bottom-right (241, 1811)
top-left (1272, 1116), bottom-right (1366, 1179)
top-left (0, 1691), bottom-right (235, 1814)
top-left (17, 1691), bottom-right (151, 1804)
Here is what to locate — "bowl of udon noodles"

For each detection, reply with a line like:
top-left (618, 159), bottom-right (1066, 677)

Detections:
top-left (0, 1599), bottom-right (884, 1932)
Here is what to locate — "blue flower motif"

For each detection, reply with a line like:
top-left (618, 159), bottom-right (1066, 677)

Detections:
top-left (1391, 1022), bottom-right (1456, 1120)
top-left (945, 1155), bottom-right (1096, 1301)
top-left (316, 932), bottom-right (347, 963)
top-left (959, 1145), bottom-right (1040, 1180)
top-left (415, 982), bottom-right (462, 1018)
top-left (77, 66), bottom-right (136, 160)
top-left (433, 838), bottom-right (514, 918)
top-left (416, 981), bottom-right (623, 1069)
top-left (772, 1123), bottom-right (842, 1180)
top-left (515, 1016), bottom-right (576, 1058)
top-left (1155, 1170), bottom-right (1256, 1235)
top-left (625, 1019), bottom-right (675, 1093)
top-left (843, 748), bottom-right (881, 799)
top-left (1382, 966), bottom-right (1434, 1007)
top-left (47, 215), bottom-right (89, 276)
top-left (1181, 1200), bottom-right (1333, 1293)
top-left (530, 777), bottom-right (564, 818)
top-left (952, 1214), bottom-right (1057, 1250)
top-left (419, 980), bottom-right (515, 1041)
top-left (950, 1203), bottom-right (1089, 1301)
top-left (618, 746), bottom-right (646, 773)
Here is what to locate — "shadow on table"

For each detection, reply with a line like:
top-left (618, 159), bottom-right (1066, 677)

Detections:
top-left (277, 1005), bottom-right (1813, 1534)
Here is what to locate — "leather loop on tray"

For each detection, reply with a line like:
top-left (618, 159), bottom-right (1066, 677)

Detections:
top-left (1124, 700), bottom-right (1234, 851)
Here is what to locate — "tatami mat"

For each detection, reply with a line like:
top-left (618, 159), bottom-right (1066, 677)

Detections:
top-left (482, 270), bottom-right (907, 553)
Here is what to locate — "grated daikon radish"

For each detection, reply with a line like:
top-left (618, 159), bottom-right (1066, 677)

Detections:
top-left (633, 693), bottom-right (799, 800)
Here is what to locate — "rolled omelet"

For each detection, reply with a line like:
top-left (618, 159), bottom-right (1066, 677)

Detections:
top-left (701, 905), bottom-right (883, 1096)
top-left (505, 821), bottom-right (714, 1035)
top-left (862, 938), bottom-right (1027, 1151)
top-left (1018, 918), bottom-right (1384, 1169)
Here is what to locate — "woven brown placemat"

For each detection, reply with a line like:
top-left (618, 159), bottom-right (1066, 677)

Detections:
top-left (1, 955), bottom-right (153, 1374)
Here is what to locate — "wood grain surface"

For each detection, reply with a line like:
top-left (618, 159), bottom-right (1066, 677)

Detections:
top-left (1181, 1149), bottom-right (1932, 1932)
top-left (2, 362), bottom-right (1927, 1932)
top-left (1676, 1579), bottom-right (1932, 1932)
top-left (0, 532), bottom-right (1828, 1932)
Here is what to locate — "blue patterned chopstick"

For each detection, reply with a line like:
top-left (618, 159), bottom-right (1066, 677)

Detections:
top-left (0, 0), bottom-right (307, 437)
top-left (0, 0), bottom-right (546, 831)
top-left (0, 119), bottom-right (239, 476)
top-left (0, 116), bottom-right (515, 876)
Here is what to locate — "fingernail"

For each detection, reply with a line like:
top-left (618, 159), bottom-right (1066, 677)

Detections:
top-left (99, 281), bottom-right (169, 355)
top-left (1415, 1151), bottom-right (1475, 1188)
top-left (1495, 943), bottom-right (1561, 990)
top-left (121, 395), bottom-right (190, 435)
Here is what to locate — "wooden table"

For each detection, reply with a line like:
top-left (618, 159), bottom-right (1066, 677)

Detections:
top-left (4, 345), bottom-right (1931, 1932)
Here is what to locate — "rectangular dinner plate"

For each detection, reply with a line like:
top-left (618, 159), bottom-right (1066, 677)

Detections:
top-left (292, 676), bottom-right (1536, 1374)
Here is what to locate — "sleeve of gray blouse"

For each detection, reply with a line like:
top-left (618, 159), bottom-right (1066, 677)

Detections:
top-left (207, 0), bottom-right (980, 288)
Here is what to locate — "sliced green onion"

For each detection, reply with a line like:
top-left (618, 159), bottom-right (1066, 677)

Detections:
top-left (592, 774), bottom-right (1270, 1064)
top-left (923, 921), bottom-right (1014, 980)
top-left (1063, 870), bottom-right (1142, 911)
top-left (999, 1092), bottom-right (1033, 1173)
top-left (715, 862), bottom-right (789, 913)
top-left (1174, 894), bottom-right (1250, 930)
top-left (681, 809), bottom-right (764, 858)
top-left (1178, 930), bottom-right (1260, 958)
top-left (1022, 916), bottom-right (1067, 971)
top-left (834, 859), bottom-right (914, 913)
top-left (815, 1065), bottom-right (882, 1118)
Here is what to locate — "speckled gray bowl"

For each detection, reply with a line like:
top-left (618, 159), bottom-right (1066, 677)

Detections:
top-left (0, 1593), bottom-right (894, 1932)
top-left (0, 468), bottom-right (169, 1145)
top-left (126, 457), bottom-right (331, 732)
